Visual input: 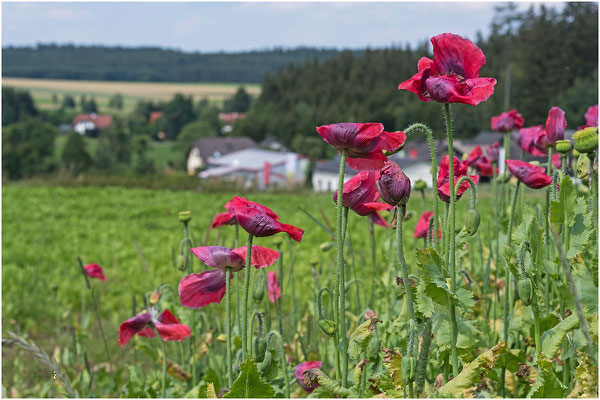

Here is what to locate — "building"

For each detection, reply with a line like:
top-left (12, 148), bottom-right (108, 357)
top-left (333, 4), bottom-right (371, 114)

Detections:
top-left (149, 111), bottom-right (163, 124)
top-left (72, 113), bottom-right (113, 135)
top-left (187, 136), bottom-right (256, 174)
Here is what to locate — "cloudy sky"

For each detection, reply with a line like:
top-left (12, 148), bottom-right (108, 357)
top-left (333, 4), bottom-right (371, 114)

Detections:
top-left (3, 2), bottom-right (560, 52)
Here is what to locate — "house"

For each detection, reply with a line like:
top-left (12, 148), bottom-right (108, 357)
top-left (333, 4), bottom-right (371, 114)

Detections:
top-left (218, 112), bottom-right (246, 134)
top-left (260, 136), bottom-right (288, 152)
top-left (72, 113), bottom-right (113, 135)
top-left (198, 148), bottom-right (308, 189)
top-left (149, 111), bottom-right (163, 124)
top-left (312, 158), bottom-right (359, 193)
top-left (187, 136), bottom-right (256, 174)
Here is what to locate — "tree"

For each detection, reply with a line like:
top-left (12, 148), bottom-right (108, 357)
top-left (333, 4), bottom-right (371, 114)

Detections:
top-left (159, 94), bottom-right (197, 140)
top-left (61, 132), bottom-right (92, 174)
top-left (108, 93), bottom-right (124, 110)
top-left (2, 87), bottom-right (38, 125)
top-left (132, 136), bottom-right (155, 175)
top-left (83, 97), bottom-right (98, 113)
top-left (2, 120), bottom-right (56, 179)
top-left (61, 94), bottom-right (76, 108)
top-left (224, 86), bottom-right (252, 112)
top-left (178, 119), bottom-right (218, 154)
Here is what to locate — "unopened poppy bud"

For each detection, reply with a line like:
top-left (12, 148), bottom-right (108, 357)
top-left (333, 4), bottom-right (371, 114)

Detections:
top-left (496, 172), bottom-right (511, 184)
top-left (253, 281), bottom-right (265, 302)
top-left (572, 127), bottom-right (598, 154)
top-left (577, 154), bottom-right (590, 179)
top-left (309, 257), bottom-right (319, 267)
top-left (318, 319), bottom-right (336, 337)
top-left (253, 337), bottom-right (267, 362)
top-left (529, 161), bottom-right (541, 167)
top-left (150, 290), bottom-right (162, 305)
top-left (401, 356), bottom-right (416, 383)
top-left (577, 184), bottom-right (590, 195)
top-left (555, 140), bottom-right (572, 154)
top-left (178, 211), bottom-right (191, 223)
top-left (176, 254), bottom-right (186, 271)
top-left (414, 179), bottom-right (427, 191)
top-left (466, 209), bottom-right (480, 236)
top-left (517, 277), bottom-right (534, 306)
top-left (320, 242), bottom-right (335, 252)
top-left (376, 161), bottom-right (411, 207)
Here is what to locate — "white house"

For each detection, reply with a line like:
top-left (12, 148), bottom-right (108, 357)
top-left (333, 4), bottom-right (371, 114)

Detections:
top-left (187, 137), bottom-right (256, 174)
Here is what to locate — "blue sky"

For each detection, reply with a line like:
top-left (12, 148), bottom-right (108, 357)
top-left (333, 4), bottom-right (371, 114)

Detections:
top-left (3, 2), bottom-right (561, 52)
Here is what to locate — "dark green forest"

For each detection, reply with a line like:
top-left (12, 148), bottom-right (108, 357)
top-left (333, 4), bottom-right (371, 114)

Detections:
top-left (234, 3), bottom-right (599, 159)
top-left (2, 45), bottom-right (345, 83)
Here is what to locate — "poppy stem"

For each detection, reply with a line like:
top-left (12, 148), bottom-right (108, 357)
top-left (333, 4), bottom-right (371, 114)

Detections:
top-left (241, 233), bottom-right (254, 360)
top-left (318, 287), bottom-right (341, 382)
top-left (336, 148), bottom-right (349, 387)
top-left (368, 217), bottom-right (377, 308)
top-left (396, 205), bottom-right (415, 322)
top-left (588, 152), bottom-right (598, 226)
top-left (225, 267), bottom-right (233, 387)
top-left (267, 330), bottom-right (291, 398)
top-left (155, 330), bottom-right (168, 398)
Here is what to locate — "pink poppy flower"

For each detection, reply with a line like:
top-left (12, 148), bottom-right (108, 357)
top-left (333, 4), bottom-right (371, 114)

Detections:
top-left (179, 245), bottom-right (280, 308)
top-left (437, 156), bottom-right (480, 203)
top-left (316, 123), bottom-right (406, 170)
top-left (118, 309), bottom-right (191, 347)
top-left (333, 171), bottom-right (394, 227)
top-left (552, 153), bottom-right (562, 170)
top-left (486, 142), bottom-right (500, 163)
top-left (491, 110), bottom-right (524, 132)
top-left (376, 161), bottom-right (411, 207)
top-left (517, 126), bottom-right (548, 157)
top-left (545, 107), bottom-right (567, 145)
top-left (505, 160), bottom-right (552, 189)
top-left (585, 105), bottom-right (598, 127)
top-left (414, 211), bottom-right (441, 239)
top-left (83, 263), bottom-right (106, 282)
top-left (398, 33), bottom-right (496, 106)
top-left (267, 271), bottom-right (280, 303)
top-left (294, 361), bottom-right (322, 393)
top-left (467, 145), bottom-right (495, 177)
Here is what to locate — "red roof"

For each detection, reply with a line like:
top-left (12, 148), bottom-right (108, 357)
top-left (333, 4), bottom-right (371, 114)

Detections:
top-left (72, 113), bottom-right (113, 130)
top-left (218, 112), bottom-right (246, 124)
top-left (149, 111), bottom-right (163, 124)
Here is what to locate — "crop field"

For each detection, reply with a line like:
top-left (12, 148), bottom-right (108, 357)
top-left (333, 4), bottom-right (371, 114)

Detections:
top-left (2, 77), bottom-right (261, 112)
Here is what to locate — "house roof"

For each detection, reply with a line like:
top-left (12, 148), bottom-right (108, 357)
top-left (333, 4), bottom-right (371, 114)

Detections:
top-left (207, 148), bottom-right (295, 171)
top-left (218, 112), bottom-right (246, 124)
top-left (149, 111), bottom-right (163, 124)
top-left (190, 136), bottom-right (256, 162)
top-left (71, 113), bottom-right (113, 129)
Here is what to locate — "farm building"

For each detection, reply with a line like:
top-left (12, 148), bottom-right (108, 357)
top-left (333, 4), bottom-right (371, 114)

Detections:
top-left (72, 113), bottom-right (113, 135)
top-left (187, 136), bottom-right (256, 174)
top-left (198, 148), bottom-right (308, 189)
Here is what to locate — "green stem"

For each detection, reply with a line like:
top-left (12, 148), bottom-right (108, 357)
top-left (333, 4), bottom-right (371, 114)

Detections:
top-left (503, 181), bottom-right (520, 344)
top-left (396, 206), bottom-right (415, 321)
top-left (368, 218), bottom-right (377, 308)
top-left (267, 330), bottom-right (291, 398)
top-left (156, 330), bottom-right (168, 398)
top-left (225, 267), bottom-right (233, 386)
top-left (241, 233), bottom-right (254, 359)
top-left (336, 149), bottom-right (349, 386)
top-left (588, 152), bottom-right (598, 226)
top-left (346, 229), bottom-right (362, 314)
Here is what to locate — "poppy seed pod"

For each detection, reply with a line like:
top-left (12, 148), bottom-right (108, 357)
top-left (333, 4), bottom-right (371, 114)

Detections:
top-left (466, 209), bottom-right (480, 236)
top-left (555, 140), bottom-right (572, 154)
top-left (318, 319), bottom-right (336, 337)
top-left (320, 242), bottom-right (335, 252)
top-left (414, 179), bottom-right (427, 191)
top-left (517, 277), bottom-right (534, 306)
top-left (178, 211), bottom-right (192, 223)
top-left (577, 154), bottom-right (590, 179)
top-left (376, 161), bottom-right (411, 207)
top-left (573, 148), bottom-right (581, 157)
top-left (572, 127), bottom-right (599, 154)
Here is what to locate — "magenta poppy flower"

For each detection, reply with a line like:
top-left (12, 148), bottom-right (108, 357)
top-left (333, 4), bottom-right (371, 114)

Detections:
top-left (230, 196), bottom-right (304, 242)
top-left (398, 33), bottom-right (496, 106)
top-left (437, 156), bottom-right (480, 203)
top-left (211, 199), bottom-right (236, 229)
top-left (585, 105), bottom-right (598, 127)
top-left (467, 145), bottom-right (495, 177)
top-left (316, 123), bottom-right (406, 170)
top-left (267, 271), bottom-right (280, 303)
top-left (414, 211), bottom-right (441, 239)
top-left (83, 263), bottom-right (106, 282)
top-left (118, 309), bottom-right (191, 347)
top-left (376, 161), bottom-right (411, 207)
top-left (334, 171), bottom-right (394, 227)
top-left (517, 126), bottom-right (548, 157)
top-left (545, 107), bottom-right (567, 145)
top-left (179, 245), bottom-right (279, 308)
top-left (505, 160), bottom-right (552, 189)
top-left (294, 361), bottom-right (322, 393)
top-left (491, 110), bottom-right (524, 132)
top-left (552, 153), bottom-right (562, 170)
top-left (486, 142), bottom-right (500, 163)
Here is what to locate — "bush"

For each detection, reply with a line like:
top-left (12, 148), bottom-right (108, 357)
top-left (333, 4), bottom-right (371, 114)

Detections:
top-left (61, 132), bottom-right (92, 175)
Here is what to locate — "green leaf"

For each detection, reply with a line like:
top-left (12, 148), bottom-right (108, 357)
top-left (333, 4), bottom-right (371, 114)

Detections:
top-left (415, 280), bottom-right (436, 318)
top-left (566, 196), bottom-right (593, 259)
top-left (455, 287), bottom-right (476, 313)
top-left (567, 352), bottom-right (598, 398)
top-left (348, 318), bottom-right (381, 360)
top-left (433, 315), bottom-right (480, 354)
top-left (527, 356), bottom-right (568, 398)
top-left (224, 358), bottom-right (274, 398)
top-left (436, 342), bottom-right (506, 398)
top-left (540, 314), bottom-right (579, 359)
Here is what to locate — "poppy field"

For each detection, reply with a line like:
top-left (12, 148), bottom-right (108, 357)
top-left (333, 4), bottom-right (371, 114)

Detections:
top-left (3, 32), bottom-right (599, 399)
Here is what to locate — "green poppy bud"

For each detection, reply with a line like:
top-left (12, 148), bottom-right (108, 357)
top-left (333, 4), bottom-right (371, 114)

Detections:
top-left (577, 184), bottom-right (590, 195)
top-left (496, 172), bottom-right (511, 184)
top-left (577, 154), bottom-right (590, 179)
top-left (257, 348), bottom-right (272, 372)
top-left (401, 356), bottom-right (416, 383)
top-left (466, 209), bottom-right (480, 236)
top-left (318, 319), bottom-right (336, 337)
top-left (253, 281), bottom-right (265, 302)
top-left (320, 242), bottom-right (335, 252)
top-left (572, 127), bottom-right (598, 154)
top-left (414, 179), bottom-right (427, 191)
top-left (176, 254), bottom-right (186, 271)
top-left (252, 337), bottom-right (267, 362)
top-left (555, 140), bottom-right (572, 154)
top-left (517, 277), bottom-right (534, 306)
top-left (309, 257), bottom-right (319, 267)
top-left (178, 211), bottom-right (192, 223)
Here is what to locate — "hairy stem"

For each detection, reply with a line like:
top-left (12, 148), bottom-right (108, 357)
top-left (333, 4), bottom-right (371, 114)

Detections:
top-left (241, 233), bottom-right (254, 359)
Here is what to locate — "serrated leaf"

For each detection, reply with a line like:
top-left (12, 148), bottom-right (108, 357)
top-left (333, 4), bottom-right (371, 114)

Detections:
top-left (527, 356), bottom-right (568, 398)
top-left (433, 315), bottom-right (480, 353)
top-left (348, 318), bottom-right (381, 360)
top-left (415, 280), bottom-right (436, 318)
top-left (436, 342), bottom-right (507, 398)
top-left (224, 358), bottom-right (274, 398)
top-left (566, 197), bottom-right (593, 259)
top-left (540, 314), bottom-right (579, 359)
top-left (455, 287), bottom-right (476, 313)
top-left (509, 300), bottom-right (534, 341)
top-left (567, 352), bottom-right (598, 398)
top-left (381, 347), bottom-right (404, 388)
top-left (513, 206), bottom-right (534, 245)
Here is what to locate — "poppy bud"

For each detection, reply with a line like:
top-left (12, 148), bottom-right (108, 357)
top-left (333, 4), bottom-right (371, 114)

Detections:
top-left (176, 254), bottom-right (186, 271)
top-left (318, 319), bottom-right (336, 337)
top-left (517, 277), bottom-right (534, 306)
top-left (257, 349), bottom-right (272, 373)
top-left (466, 209), bottom-right (480, 236)
top-left (414, 179), bottom-right (427, 191)
top-left (150, 289), bottom-right (162, 305)
top-left (253, 337), bottom-right (267, 362)
top-left (401, 356), bottom-right (416, 383)
top-left (577, 154), bottom-right (590, 179)
top-left (309, 257), bottom-right (319, 267)
top-left (178, 211), bottom-right (192, 223)
top-left (253, 281), bottom-right (265, 302)
top-left (555, 140), bottom-right (572, 154)
top-left (376, 161), bottom-right (411, 207)
top-left (572, 127), bottom-right (598, 154)
top-left (496, 172), bottom-right (511, 184)
top-left (320, 242), bottom-right (335, 252)
top-left (577, 184), bottom-right (590, 195)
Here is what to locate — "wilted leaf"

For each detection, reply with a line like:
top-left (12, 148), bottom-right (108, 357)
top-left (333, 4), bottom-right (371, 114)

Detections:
top-left (206, 383), bottom-right (216, 399)
top-left (567, 352), bottom-right (598, 398)
top-left (381, 347), bottom-right (403, 388)
top-left (348, 318), bottom-right (381, 360)
top-left (224, 358), bottom-right (274, 398)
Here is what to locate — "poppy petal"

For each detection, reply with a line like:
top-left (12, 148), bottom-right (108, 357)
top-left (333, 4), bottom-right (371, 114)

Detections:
top-left (345, 154), bottom-right (388, 171)
top-left (83, 263), bottom-right (106, 282)
top-left (370, 211), bottom-right (389, 228)
top-left (231, 245), bottom-right (280, 269)
top-left (211, 212), bottom-right (236, 229)
top-left (189, 246), bottom-right (244, 270)
top-left (118, 312), bottom-right (152, 347)
top-left (154, 322), bottom-right (191, 342)
top-left (430, 33), bottom-right (486, 79)
top-left (157, 309), bottom-right (181, 325)
top-left (179, 269), bottom-right (227, 308)
top-left (137, 327), bottom-right (156, 338)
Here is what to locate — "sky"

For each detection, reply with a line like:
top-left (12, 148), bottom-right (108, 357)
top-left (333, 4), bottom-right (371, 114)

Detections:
top-left (2, 2), bottom-right (562, 53)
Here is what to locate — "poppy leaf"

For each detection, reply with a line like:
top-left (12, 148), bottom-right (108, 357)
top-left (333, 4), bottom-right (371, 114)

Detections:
top-left (566, 197), bottom-right (593, 259)
top-left (224, 358), bottom-right (274, 398)
top-left (348, 318), bottom-right (381, 360)
top-left (540, 313), bottom-right (579, 360)
top-left (527, 356), bottom-right (568, 398)
top-left (568, 352), bottom-right (598, 398)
